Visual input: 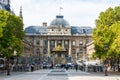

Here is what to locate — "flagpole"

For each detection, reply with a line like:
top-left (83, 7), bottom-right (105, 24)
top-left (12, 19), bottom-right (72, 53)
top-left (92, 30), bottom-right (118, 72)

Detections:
top-left (59, 7), bottom-right (63, 15)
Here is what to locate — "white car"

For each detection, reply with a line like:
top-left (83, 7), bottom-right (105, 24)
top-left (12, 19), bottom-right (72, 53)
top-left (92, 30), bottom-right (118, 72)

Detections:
top-left (76, 60), bottom-right (84, 66)
top-left (83, 61), bottom-right (98, 66)
top-left (76, 60), bottom-right (99, 66)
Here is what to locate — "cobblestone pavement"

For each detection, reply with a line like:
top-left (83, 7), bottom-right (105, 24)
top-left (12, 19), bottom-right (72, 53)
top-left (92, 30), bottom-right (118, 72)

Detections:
top-left (0, 69), bottom-right (120, 80)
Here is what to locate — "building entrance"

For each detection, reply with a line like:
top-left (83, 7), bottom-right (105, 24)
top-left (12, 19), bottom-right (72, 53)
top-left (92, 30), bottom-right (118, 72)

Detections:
top-left (51, 45), bottom-right (67, 65)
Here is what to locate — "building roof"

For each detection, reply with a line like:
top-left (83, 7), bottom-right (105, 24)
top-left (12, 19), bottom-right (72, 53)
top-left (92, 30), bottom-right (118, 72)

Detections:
top-left (71, 26), bottom-right (93, 34)
top-left (25, 26), bottom-right (93, 35)
top-left (25, 15), bottom-right (93, 35)
top-left (25, 26), bottom-right (47, 34)
top-left (0, 3), bottom-right (6, 10)
top-left (50, 15), bottom-right (70, 27)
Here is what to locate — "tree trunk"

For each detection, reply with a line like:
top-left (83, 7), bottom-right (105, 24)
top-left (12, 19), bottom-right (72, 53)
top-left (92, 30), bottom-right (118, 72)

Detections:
top-left (7, 58), bottom-right (10, 75)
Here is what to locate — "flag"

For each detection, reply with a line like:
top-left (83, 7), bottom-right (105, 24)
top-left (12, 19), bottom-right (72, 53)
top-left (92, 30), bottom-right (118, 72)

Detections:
top-left (60, 7), bottom-right (63, 10)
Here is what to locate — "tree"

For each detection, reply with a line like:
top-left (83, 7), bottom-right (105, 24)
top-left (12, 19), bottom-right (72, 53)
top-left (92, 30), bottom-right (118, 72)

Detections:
top-left (0, 10), bottom-right (24, 75)
top-left (93, 6), bottom-right (120, 59)
top-left (93, 6), bottom-right (120, 71)
top-left (0, 10), bottom-right (8, 37)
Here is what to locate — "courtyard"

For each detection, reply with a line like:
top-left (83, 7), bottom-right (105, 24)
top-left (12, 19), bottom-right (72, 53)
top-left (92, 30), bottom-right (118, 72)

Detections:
top-left (0, 69), bottom-right (120, 80)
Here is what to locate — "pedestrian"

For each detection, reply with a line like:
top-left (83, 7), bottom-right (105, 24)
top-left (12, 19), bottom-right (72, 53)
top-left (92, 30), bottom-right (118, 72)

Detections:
top-left (75, 63), bottom-right (78, 72)
top-left (65, 64), bottom-right (69, 70)
top-left (31, 64), bottom-right (34, 72)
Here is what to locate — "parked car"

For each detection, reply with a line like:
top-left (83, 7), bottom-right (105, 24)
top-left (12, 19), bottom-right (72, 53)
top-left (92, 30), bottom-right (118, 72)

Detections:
top-left (77, 60), bottom-right (99, 66)
top-left (83, 61), bottom-right (99, 66)
top-left (76, 60), bottom-right (84, 66)
top-left (55, 64), bottom-right (61, 68)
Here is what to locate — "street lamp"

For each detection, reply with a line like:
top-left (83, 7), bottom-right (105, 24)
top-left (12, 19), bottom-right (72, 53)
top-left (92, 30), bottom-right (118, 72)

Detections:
top-left (13, 50), bottom-right (17, 71)
top-left (104, 44), bottom-right (108, 76)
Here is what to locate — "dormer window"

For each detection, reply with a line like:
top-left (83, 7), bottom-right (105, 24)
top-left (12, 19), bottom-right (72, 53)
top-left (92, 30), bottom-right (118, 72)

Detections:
top-left (58, 28), bottom-right (61, 31)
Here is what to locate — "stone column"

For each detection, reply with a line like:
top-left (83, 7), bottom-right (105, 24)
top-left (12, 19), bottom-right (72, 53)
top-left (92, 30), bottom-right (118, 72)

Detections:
top-left (55, 40), bottom-right (57, 48)
top-left (69, 40), bottom-right (71, 57)
top-left (62, 40), bottom-right (64, 48)
top-left (47, 40), bottom-right (50, 57)
top-left (33, 37), bottom-right (36, 56)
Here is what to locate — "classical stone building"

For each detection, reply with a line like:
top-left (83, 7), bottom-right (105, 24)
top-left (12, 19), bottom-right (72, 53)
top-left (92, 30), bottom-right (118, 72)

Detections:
top-left (86, 41), bottom-right (95, 60)
top-left (25, 15), bottom-right (93, 64)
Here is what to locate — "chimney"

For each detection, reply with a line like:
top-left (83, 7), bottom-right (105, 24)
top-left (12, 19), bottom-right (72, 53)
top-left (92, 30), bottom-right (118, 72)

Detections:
top-left (43, 22), bottom-right (47, 27)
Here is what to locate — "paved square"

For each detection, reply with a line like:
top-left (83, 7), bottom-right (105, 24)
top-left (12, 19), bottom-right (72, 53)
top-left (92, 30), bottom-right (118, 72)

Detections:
top-left (0, 69), bottom-right (120, 80)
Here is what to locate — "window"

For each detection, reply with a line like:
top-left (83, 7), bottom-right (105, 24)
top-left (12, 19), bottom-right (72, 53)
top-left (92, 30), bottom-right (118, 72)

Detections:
top-left (72, 49), bottom-right (76, 54)
top-left (58, 28), bottom-right (61, 31)
top-left (36, 48), bottom-right (40, 54)
top-left (65, 41), bottom-right (69, 47)
top-left (36, 40), bottom-right (40, 45)
top-left (72, 41), bottom-right (76, 46)
top-left (80, 41), bottom-right (83, 45)
top-left (50, 40), bottom-right (55, 47)
top-left (43, 49), bottom-right (47, 54)
top-left (43, 40), bottom-right (47, 46)
top-left (57, 40), bottom-right (62, 46)
top-left (80, 49), bottom-right (83, 54)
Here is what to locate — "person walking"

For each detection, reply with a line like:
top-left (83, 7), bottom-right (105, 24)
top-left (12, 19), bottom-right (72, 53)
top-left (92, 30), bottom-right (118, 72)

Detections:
top-left (75, 63), bottom-right (78, 72)
top-left (31, 64), bottom-right (34, 72)
top-left (65, 64), bottom-right (69, 70)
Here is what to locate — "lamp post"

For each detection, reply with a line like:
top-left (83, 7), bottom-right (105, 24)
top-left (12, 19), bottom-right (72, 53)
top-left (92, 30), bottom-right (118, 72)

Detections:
top-left (104, 45), bottom-right (108, 76)
top-left (13, 50), bottom-right (17, 71)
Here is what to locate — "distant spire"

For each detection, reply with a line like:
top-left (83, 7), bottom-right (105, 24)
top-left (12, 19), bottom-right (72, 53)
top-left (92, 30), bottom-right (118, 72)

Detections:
top-left (20, 6), bottom-right (23, 20)
top-left (8, 0), bottom-right (10, 4)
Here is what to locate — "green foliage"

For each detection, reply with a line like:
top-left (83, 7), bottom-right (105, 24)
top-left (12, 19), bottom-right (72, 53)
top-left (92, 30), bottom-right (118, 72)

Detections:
top-left (0, 10), bottom-right (24, 58)
top-left (0, 10), bottom-right (9, 37)
top-left (93, 6), bottom-right (120, 60)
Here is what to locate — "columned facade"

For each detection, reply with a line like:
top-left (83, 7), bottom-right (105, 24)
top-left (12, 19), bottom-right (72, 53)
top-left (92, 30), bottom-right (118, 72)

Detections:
top-left (25, 15), bottom-right (93, 65)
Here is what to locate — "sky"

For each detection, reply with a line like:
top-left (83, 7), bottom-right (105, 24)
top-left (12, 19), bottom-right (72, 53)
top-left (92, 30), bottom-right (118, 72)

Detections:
top-left (11, 0), bottom-right (120, 29)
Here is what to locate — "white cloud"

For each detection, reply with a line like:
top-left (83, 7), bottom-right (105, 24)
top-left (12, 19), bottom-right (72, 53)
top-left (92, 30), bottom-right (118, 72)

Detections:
top-left (11, 0), bottom-right (120, 28)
